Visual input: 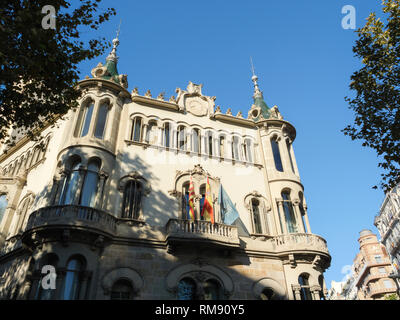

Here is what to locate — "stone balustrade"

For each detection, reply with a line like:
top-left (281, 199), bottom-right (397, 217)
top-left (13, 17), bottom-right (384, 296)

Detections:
top-left (269, 233), bottom-right (329, 254)
top-left (25, 205), bottom-right (118, 235)
top-left (166, 219), bottom-right (240, 249)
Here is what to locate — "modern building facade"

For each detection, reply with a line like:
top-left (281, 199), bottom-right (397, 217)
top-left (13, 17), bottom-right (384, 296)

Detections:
top-left (352, 230), bottom-right (397, 300)
top-left (0, 35), bottom-right (331, 300)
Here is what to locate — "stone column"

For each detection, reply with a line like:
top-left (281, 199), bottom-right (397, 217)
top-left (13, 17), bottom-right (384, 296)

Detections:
top-left (292, 284), bottom-right (302, 300)
top-left (157, 126), bottom-right (163, 147)
top-left (72, 165), bottom-right (87, 205)
top-left (95, 171), bottom-right (108, 209)
top-left (292, 200), bottom-right (305, 233)
top-left (54, 268), bottom-right (66, 300)
top-left (303, 204), bottom-right (312, 234)
top-left (311, 285), bottom-right (321, 300)
top-left (142, 123), bottom-right (149, 143)
top-left (53, 171), bottom-right (69, 205)
top-left (78, 271), bottom-right (92, 300)
top-left (276, 199), bottom-right (287, 235)
top-left (28, 271), bottom-right (42, 300)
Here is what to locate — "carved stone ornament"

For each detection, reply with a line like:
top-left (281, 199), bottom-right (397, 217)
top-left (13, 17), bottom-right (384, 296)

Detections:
top-left (144, 90), bottom-right (152, 98)
top-left (175, 82), bottom-right (216, 117)
top-left (269, 105), bottom-right (283, 120)
top-left (131, 87), bottom-right (139, 96)
top-left (226, 108), bottom-right (232, 115)
top-left (157, 92), bottom-right (165, 101)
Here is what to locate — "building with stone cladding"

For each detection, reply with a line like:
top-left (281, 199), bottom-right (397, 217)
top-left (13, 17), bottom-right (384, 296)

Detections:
top-left (0, 34), bottom-right (331, 300)
top-left (352, 230), bottom-right (397, 300)
top-left (374, 184), bottom-right (400, 277)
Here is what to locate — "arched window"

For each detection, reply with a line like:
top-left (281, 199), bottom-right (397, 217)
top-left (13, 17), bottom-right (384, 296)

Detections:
top-left (218, 135), bottom-right (225, 158)
top-left (203, 280), bottom-right (221, 300)
top-left (286, 139), bottom-right (295, 173)
top-left (260, 288), bottom-right (276, 300)
top-left (59, 160), bottom-right (81, 205)
top-left (251, 199), bottom-right (262, 234)
top-left (94, 103), bottom-right (109, 139)
top-left (78, 102), bottom-right (95, 137)
top-left (244, 139), bottom-right (253, 162)
top-left (122, 180), bottom-right (143, 219)
top-left (110, 279), bottom-right (134, 300)
top-left (271, 137), bottom-right (283, 172)
top-left (36, 254), bottom-right (58, 300)
top-left (177, 126), bottom-right (187, 151)
top-left (0, 194), bottom-right (8, 225)
top-left (80, 159), bottom-right (101, 207)
top-left (231, 136), bottom-right (240, 160)
top-left (192, 129), bottom-right (200, 153)
top-left (62, 257), bottom-right (84, 300)
top-left (177, 278), bottom-right (196, 300)
top-left (163, 122), bottom-right (170, 147)
top-left (130, 117), bottom-right (142, 142)
top-left (298, 274), bottom-right (312, 300)
top-left (281, 191), bottom-right (297, 233)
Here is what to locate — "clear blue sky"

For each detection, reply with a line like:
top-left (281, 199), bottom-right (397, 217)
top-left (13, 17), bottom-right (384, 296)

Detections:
top-left (76, 0), bottom-right (387, 289)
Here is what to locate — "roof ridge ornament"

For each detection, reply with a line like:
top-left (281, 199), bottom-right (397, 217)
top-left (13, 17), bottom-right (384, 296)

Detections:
top-left (90, 19), bottom-right (128, 89)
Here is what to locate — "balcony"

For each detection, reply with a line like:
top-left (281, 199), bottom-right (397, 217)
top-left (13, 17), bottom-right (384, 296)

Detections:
top-left (24, 205), bottom-right (118, 237)
top-left (368, 286), bottom-right (397, 298)
top-left (269, 233), bottom-right (329, 255)
top-left (165, 219), bottom-right (240, 252)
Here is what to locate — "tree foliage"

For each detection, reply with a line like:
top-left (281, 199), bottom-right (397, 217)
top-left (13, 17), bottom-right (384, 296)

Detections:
top-left (0, 0), bottom-right (116, 145)
top-left (343, 0), bottom-right (400, 191)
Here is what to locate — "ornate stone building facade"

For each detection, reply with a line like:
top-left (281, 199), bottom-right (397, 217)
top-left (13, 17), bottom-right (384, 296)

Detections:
top-left (352, 230), bottom-right (397, 299)
top-left (0, 36), bottom-right (331, 300)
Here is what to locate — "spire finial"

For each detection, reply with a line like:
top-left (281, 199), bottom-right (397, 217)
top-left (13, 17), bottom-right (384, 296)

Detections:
top-left (107, 20), bottom-right (122, 62)
top-left (250, 57), bottom-right (262, 98)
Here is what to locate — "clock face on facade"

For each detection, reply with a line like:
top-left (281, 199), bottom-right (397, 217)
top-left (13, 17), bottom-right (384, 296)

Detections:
top-left (185, 96), bottom-right (208, 116)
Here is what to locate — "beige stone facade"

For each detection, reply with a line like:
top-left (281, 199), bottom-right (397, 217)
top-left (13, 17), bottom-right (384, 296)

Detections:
top-left (0, 38), bottom-right (330, 300)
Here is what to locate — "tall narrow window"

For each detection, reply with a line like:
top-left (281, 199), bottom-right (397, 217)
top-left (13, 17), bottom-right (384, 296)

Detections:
top-left (286, 140), bottom-right (295, 173)
top-left (163, 122), bottom-right (170, 148)
top-left (298, 274), bottom-right (312, 300)
top-left (281, 191), bottom-right (297, 233)
top-left (79, 103), bottom-right (94, 137)
top-left (231, 136), bottom-right (239, 160)
top-left (80, 159), bottom-right (100, 207)
top-left (200, 184), bottom-right (206, 220)
top-left (60, 160), bottom-right (81, 205)
top-left (219, 136), bottom-right (225, 158)
top-left (110, 280), bottom-right (134, 300)
top-left (145, 121), bottom-right (157, 145)
top-left (62, 258), bottom-right (83, 300)
top-left (0, 194), bottom-right (8, 225)
top-left (251, 199), bottom-right (262, 234)
top-left (181, 183), bottom-right (191, 220)
top-left (244, 139), bottom-right (253, 162)
top-left (207, 132), bottom-right (213, 156)
top-left (192, 129), bottom-right (200, 153)
top-left (177, 278), bottom-right (196, 300)
top-left (122, 180), bottom-right (143, 219)
top-left (271, 138), bottom-right (283, 172)
top-left (131, 117), bottom-right (142, 142)
top-left (178, 126), bottom-right (187, 151)
top-left (94, 103), bottom-right (109, 139)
